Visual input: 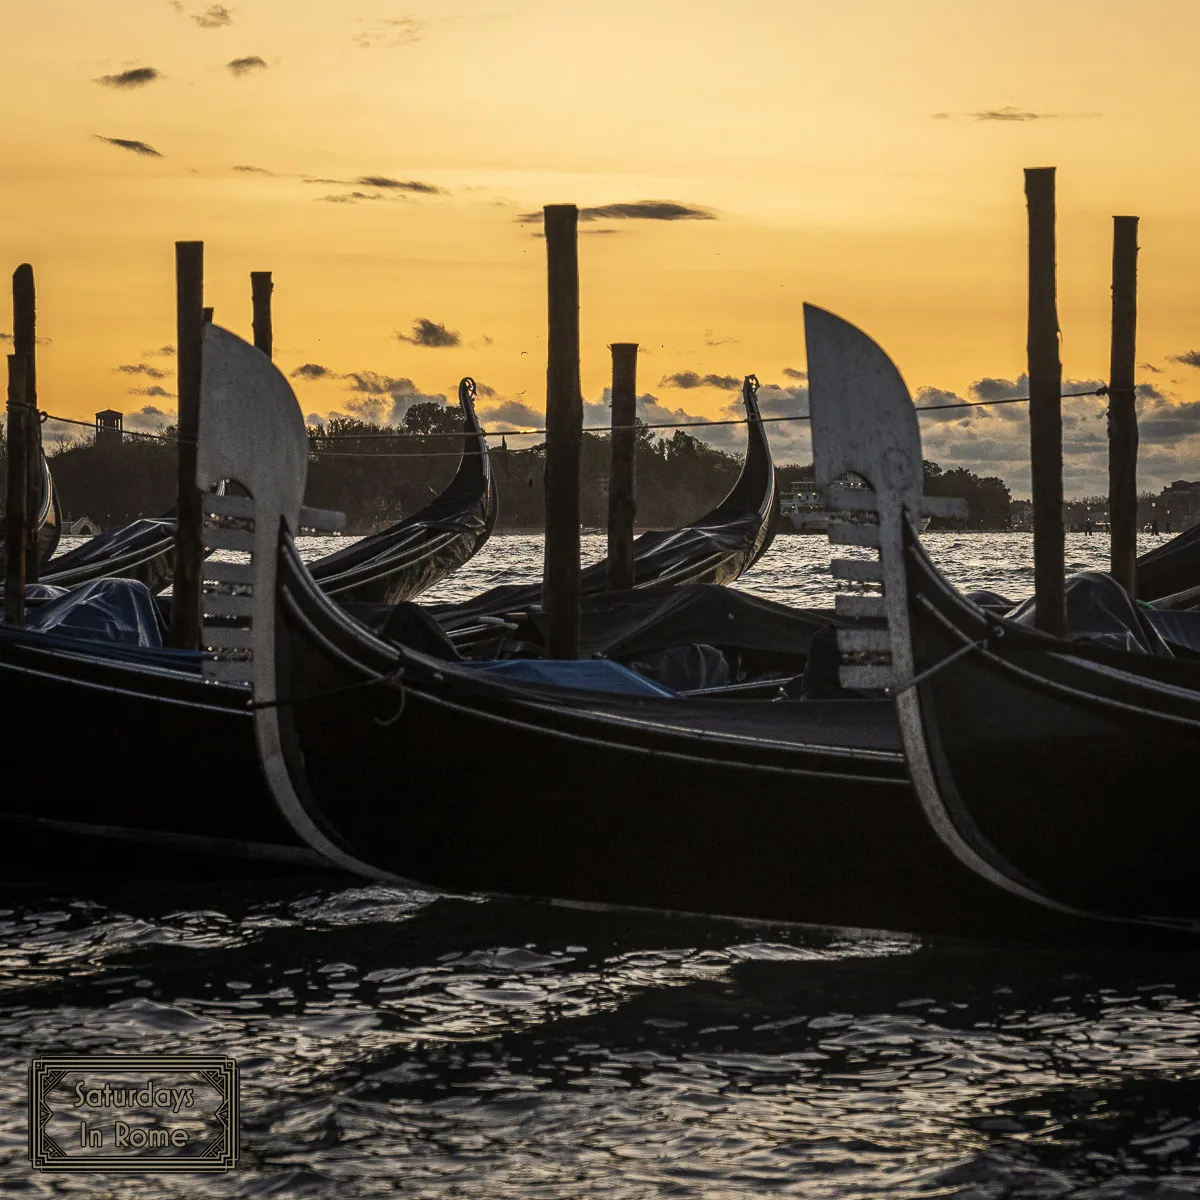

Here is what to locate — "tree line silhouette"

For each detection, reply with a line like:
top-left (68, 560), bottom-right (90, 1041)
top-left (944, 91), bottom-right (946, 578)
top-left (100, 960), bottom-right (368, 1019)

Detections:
top-left (2, 400), bottom-right (1013, 534)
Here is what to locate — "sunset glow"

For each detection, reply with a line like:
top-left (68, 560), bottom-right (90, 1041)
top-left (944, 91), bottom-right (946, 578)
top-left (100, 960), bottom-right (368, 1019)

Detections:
top-left (4, 0), bottom-right (1200, 493)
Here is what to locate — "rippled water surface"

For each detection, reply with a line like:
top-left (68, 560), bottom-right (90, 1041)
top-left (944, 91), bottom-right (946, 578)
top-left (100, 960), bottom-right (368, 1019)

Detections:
top-left (18, 530), bottom-right (1199, 1198)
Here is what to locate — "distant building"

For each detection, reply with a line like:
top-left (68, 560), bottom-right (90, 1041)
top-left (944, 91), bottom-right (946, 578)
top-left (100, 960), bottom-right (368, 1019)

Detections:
top-left (95, 409), bottom-right (123, 452)
top-left (1008, 500), bottom-right (1033, 531)
top-left (1160, 480), bottom-right (1200, 532)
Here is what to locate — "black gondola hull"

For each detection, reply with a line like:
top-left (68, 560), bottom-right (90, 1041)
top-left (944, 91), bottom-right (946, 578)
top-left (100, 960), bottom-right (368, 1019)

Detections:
top-left (906, 526), bottom-right (1200, 920)
top-left (270, 538), bottom-right (1173, 941)
top-left (0, 631), bottom-right (312, 875)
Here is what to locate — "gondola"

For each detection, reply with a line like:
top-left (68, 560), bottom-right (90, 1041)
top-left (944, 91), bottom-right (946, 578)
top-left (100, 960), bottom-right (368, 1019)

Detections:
top-left (38, 378), bottom-right (496, 602)
top-left (803, 303), bottom-right (1200, 935)
top-left (307, 378), bottom-right (497, 604)
top-left (213, 322), bottom-right (1180, 942)
top-left (41, 514), bottom-right (178, 592)
top-left (0, 451), bottom-right (62, 572)
top-left (427, 375), bottom-right (779, 643)
top-left (1135, 522), bottom-right (1200, 607)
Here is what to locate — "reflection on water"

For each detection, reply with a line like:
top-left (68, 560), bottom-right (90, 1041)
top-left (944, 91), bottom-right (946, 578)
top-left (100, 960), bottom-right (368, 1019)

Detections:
top-left (23, 531), bottom-right (1198, 1197)
top-left (2, 882), bottom-right (1200, 1197)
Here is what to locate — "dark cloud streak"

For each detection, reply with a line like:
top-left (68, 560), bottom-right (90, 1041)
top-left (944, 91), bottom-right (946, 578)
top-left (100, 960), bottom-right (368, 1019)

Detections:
top-left (226, 56), bottom-right (266, 75)
top-left (395, 318), bottom-right (460, 348)
top-left (96, 136), bottom-right (162, 157)
top-left (96, 67), bottom-right (160, 89)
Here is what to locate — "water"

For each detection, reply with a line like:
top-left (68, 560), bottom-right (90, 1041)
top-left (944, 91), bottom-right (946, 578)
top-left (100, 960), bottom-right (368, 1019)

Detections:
top-left (13, 530), bottom-right (1197, 1198)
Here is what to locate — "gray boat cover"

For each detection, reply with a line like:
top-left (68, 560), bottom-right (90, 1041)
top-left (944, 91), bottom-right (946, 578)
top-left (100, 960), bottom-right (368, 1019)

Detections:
top-left (25, 578), bottom-right (167, 648)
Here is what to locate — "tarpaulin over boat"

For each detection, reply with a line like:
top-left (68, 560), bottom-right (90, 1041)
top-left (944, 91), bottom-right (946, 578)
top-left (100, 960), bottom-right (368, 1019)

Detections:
top-left (25, 578), bottom-right (168, 648)
top-left (358, 584), bottom-right (835, 692)
top-left (1136, 522), bottom-right (1200, 604)
top-left (454, 658), bottom-right (677, 697)
top-left (1009, 570), bottom-right (1172, 655)
top-left (46, 517), bottom-right (174, 576)
top-left (1143, 607), bottom-right (1200, 657)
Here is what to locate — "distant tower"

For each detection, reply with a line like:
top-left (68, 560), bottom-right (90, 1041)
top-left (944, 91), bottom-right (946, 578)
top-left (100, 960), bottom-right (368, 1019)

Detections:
top-left (95, 409), bottom-right (123, 451)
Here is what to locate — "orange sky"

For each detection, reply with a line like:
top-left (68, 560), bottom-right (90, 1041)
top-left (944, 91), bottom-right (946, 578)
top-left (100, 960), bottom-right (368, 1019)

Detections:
top-left (3, 0), bottom-right (1200, 494)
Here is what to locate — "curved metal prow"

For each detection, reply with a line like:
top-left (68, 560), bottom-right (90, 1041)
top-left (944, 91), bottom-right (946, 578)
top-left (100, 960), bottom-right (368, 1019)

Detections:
top-left (804, 304), bottom-right (965, 690)
top-left (802, 304), bottom-right (1092, 924)
top-left (455, 377), bottom-right (498, 529)
top-left (195, 326), bottom-right (402, 882)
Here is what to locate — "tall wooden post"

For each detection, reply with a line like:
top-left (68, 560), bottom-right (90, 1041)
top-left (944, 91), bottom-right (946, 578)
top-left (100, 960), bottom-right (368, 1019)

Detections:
top-left (606, 342), bottom-right (638, 591)
top-left (542, 204), bottom-right (582, 659)
top-left (1025, 167), bottom-right (1065, 637)
top-left (170, 241), bottom-right (205, 649)
top-left (251, 271), bottom-right (273, 358)
top-left (1108, 216), bottom-right (1139, 595)
top-left (4, 354), bottom-right (30, 625)
top-left (12, 265), bottom-right (40, 582)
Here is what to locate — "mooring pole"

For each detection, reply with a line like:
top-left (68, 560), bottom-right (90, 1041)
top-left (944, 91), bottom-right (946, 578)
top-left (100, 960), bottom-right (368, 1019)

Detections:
top-left (170, 241), bottom-right (205, 650)
top-left (12, 265), bottom-right (40, 582)
top-left (251, 271), bottom-right (273, 358)
top-left (4, 354), bottom-right (30, 626)
top-left (542, 204), bottom-right (582, 659)
top-left (1025, 167), bottom-right (1065, 637)
top-left (1108, 216), bottom-right (1139, 596)
top-left (606, 342), bottom-right (638, 591)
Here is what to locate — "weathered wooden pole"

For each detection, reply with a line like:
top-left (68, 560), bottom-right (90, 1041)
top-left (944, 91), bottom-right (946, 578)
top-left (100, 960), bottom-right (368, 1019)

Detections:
top-left (541, 204), bottom-right (582, 659)
top-left (251, 271), bottom-right (273, 358)
top-left (169, 242), bottom-right (205, 650)
top-left (12, 265), bottom-right (40, 582)
top-left (606, 342), bottom-right (638, 591)
top-left (1108, 216), bottom-right (1139, 595)
top-left (1025, 167), bottom-right (1065, 637)
top-left (4, 354), bottom-right (30, 625)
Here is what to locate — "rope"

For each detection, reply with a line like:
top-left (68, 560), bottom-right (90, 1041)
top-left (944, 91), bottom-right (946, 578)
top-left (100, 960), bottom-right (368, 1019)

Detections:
top-left (37, 385), bottom-right (1112, 458)
top-left (246, 664), bottom-right (406, 718)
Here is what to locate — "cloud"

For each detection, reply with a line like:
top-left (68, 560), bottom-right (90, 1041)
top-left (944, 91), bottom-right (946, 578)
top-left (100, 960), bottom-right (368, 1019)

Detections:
top-left (1140, 362), bottom-right (1163, 373)
top-left (355, 175), bottom-right (442, 194)
top-left (781, 367), bottom-right (807, 381)
top-left (96, 136), bottom-right (162, 157)
top-left (915, 385), bottom-right (975, 423)
top-left (1137, 382), bottom-right (1169, 403)
top-left (145, 344), bottom-right (175, 356)
top-left (0, 332), bottom-right (51, 346)
top-left (473, 381), bottom-right (496, 398)
top-left (518, 200), bottom-right (716, 224)
top-left (318, 191), bottom-right (386, 204)
top-left (478, 398), bottom-right (543, 430)
top-left (934, 107), bottom-right (1097, 122)
top-left (395, 318), bottom-right (460, 348)
top-left (1168, 350), bottom-right (1200, 368)
top-left (96, 67), bottom-right (160, 89)
top-left (659, 371), bottom-right (741, 390)
top-left (128, 385), bottom-right (176, 398)
top-left (233, 164), bottom-right (274, 174)
top-left (290, 362), bottom-right (333, 380)
top-left (1136, 399), bottom-right (1200, 444)
top-left (703, 330), bottom-right (736, 347)
top-left (343, 371), bottom-right (416, 395)
top-left (970, 374), bottom-right (1028, 401)
top-left (192, 4), bottom-right (232, 27)
top-left (126, 403), bottom-right (176, 430)
top-left (116, 363), bottom-right (167, 379)
top-left (226, 56), bottom-right (266, 75)
top-left (353, 17), bottom-right (423, 48)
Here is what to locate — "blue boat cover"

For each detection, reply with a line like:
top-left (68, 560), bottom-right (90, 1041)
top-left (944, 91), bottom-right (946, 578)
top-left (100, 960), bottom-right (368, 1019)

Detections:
top-left (1143, 607), bottom-right (1200, 656)
top-left (456, 657), bottom-right (677, 697)
top-left (25, 578), bottom-right (168, 648)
